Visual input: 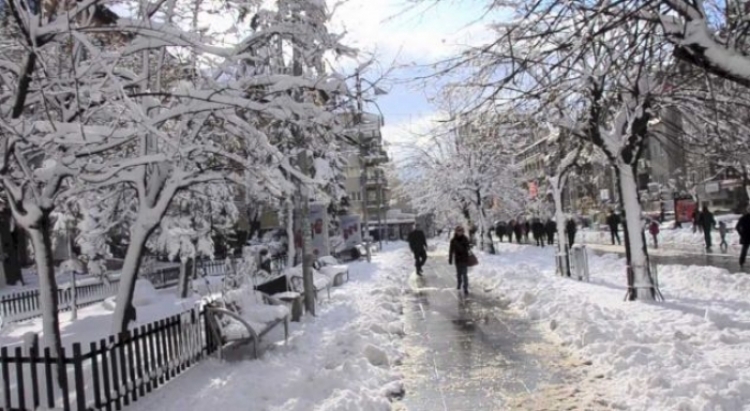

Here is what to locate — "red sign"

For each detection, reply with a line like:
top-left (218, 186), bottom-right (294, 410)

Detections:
top-left (675, 199), bottom-right (696, 223)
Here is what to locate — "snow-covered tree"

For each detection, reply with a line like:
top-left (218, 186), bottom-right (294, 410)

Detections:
top-left (401, 115), bottom-right (525, 251)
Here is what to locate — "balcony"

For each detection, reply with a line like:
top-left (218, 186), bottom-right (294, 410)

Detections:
top-left (364, 176), bottom-right (387, 187)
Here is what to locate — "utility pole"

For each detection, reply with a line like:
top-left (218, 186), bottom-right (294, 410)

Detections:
top-left (356, 68), bottom-right (372, 262)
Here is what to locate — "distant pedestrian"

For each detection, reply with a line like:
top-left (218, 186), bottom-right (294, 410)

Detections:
top-left (407, 226), bottom-right (428, 276)
top-left (736, 208), bottom-right (750, 268)
top-left (532, 219), bottom-right (545, 247)
top-left (449, 225), bottom-right (472, 295)
top-left (606, 210), bottom-right (621, 245)
top-left (649, 220), bottom-right (660, 249)
top-left (513, 220), bottom-right (523, 243)
top-left (545, 219), bottom-right (556, 245)
top-left (700, 205), bottom-right (716, 250)
top-left (523, 220), bottom-right (531, 243)
top-left (719, 221), bottom-right (729, 251)
top-left (495, 222), bottom-right (506, 243)
top-left (565, 218), bottom-right (577, 246)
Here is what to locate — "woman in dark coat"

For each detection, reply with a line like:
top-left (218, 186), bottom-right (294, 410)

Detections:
top-left (449, 225), bottom-right (472, 295)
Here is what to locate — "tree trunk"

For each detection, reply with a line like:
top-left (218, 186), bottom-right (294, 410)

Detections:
top-left (286, 201), bottom-right (295, 269)
top-left (0, 207), bottom-right (22, 285)
top-left (299, 152), bottom-right (316, 316)
top-left (551, 176), bottom-right (570, 277)
top-left (477, 205), bottom-right (495, 254)
top-left (617, 162), bottom-right (654, 301)
top-left (27, 214), bottom-right (63, 357)
top-left (111, 225), bottom-right (154, 334)
top-left (178, 258), bottom-right (192, 299)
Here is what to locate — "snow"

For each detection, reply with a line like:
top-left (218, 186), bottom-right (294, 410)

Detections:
top-left (0, 283), bottom-right (201, 351)
top-left (223, 288), bottom-right (290, 324)
top-left (126, 243), bottom-right (412, 411)
top-left (462, 242), bottom-right (750, 410)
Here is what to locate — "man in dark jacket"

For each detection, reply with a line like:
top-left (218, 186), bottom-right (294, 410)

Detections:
top-left (495, 222), bottom-right (506, 243)
top-left (737, 208), bottom-right (750, 268)
top-left (449, 226), bottom-right (472, 294)
top-left (606, 210), bottom-right (621, 245)
top-left (532, 219), bottom-right (545, 247)
top-left (545, 219), bottom-right (556, 245)
top-left (407, 226), bottom-right (428, 276)
top-left (512, 220), bottom-right (523, 243)
top-left (700, 205), bottom-right (716, 250)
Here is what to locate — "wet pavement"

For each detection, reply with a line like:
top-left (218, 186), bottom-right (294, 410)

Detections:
top-left (396, 255), bottom-right (574, 410)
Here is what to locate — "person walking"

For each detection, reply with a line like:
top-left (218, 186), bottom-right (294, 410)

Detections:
top-left (565, 218), bottom-right (577, 246)
top-left (649, 220), bottom-right (660, 249)
top-left (719, 221), bottom-right (729, 251)
top-left (736, 208), bottom-right (750, 268)
top-left (407, 226), bottom-right (428, 276)
top-left (545, 219), bottom-right (556, 245)
top-left (513, 220), bottom-right (523, 243)
top-left (449, 226), bottom-right (472, 295)
top-left (495, 222), bottom-right (506, 243)
top-left (700, 205), bottom-right (716, 250)
top-left (606, 210), bottom-right (622, 245)
top-left (532, 219), bottom-right (545, 247)
top-left (523, 220), bottom-right (531, 243)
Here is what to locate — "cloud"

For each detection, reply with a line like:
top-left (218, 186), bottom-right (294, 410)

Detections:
top-left (331, 0), bottom-right (492, 64)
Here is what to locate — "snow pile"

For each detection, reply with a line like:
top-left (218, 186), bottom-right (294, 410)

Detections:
top-left (463, 243), bottom-right (750, 410)
top-left (128, 245), bottom-right (412, 411)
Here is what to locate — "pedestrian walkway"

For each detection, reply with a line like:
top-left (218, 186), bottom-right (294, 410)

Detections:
top-left (396, 253), bottom-right (600, 410)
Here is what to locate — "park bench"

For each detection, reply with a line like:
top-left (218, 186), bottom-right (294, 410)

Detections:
top-left (204, 288), bottom-right (290, 359)
top-left (314, 256), bottom-right (349, 286)
top-left (285, 265), bottom-right (332, 301)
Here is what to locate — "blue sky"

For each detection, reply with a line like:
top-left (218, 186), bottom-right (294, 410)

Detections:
top-left (332, 0), bottom-right (496, 156)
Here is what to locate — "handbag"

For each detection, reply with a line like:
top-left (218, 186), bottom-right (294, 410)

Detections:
top-left (466, 251), bottom-right (479, 267)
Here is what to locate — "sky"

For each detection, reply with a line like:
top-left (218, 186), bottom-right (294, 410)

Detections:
top-left (330, 0), bottom-right (497, 161)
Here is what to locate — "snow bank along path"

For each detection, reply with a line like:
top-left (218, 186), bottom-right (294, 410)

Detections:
top-left (467, 242), bottom-right (750, 411)
top-left (129, 243), bottom-right (412, 411)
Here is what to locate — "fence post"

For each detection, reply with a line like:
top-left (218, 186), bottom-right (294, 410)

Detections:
top-left (1, 347), bottom-right (11, 409)
top-left (202, 309), bottom-right (214, 356)
top-left (72, 343), bottom-right (86, 411)
top-left (71, 271), bottom-right (78, 321)
top-left (26, 333), bottom-right (40, 408)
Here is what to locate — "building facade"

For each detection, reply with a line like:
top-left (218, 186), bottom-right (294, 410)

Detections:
top-left (342, 112), bottom-right (390, 238)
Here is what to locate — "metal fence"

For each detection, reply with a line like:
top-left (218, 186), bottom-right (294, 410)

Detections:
top-left (0, 257), bottom-right (280, 326)
top-left (0, 279), bottom-right (121, 324)
top-left (0, 308), bottom-right (214, 411)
